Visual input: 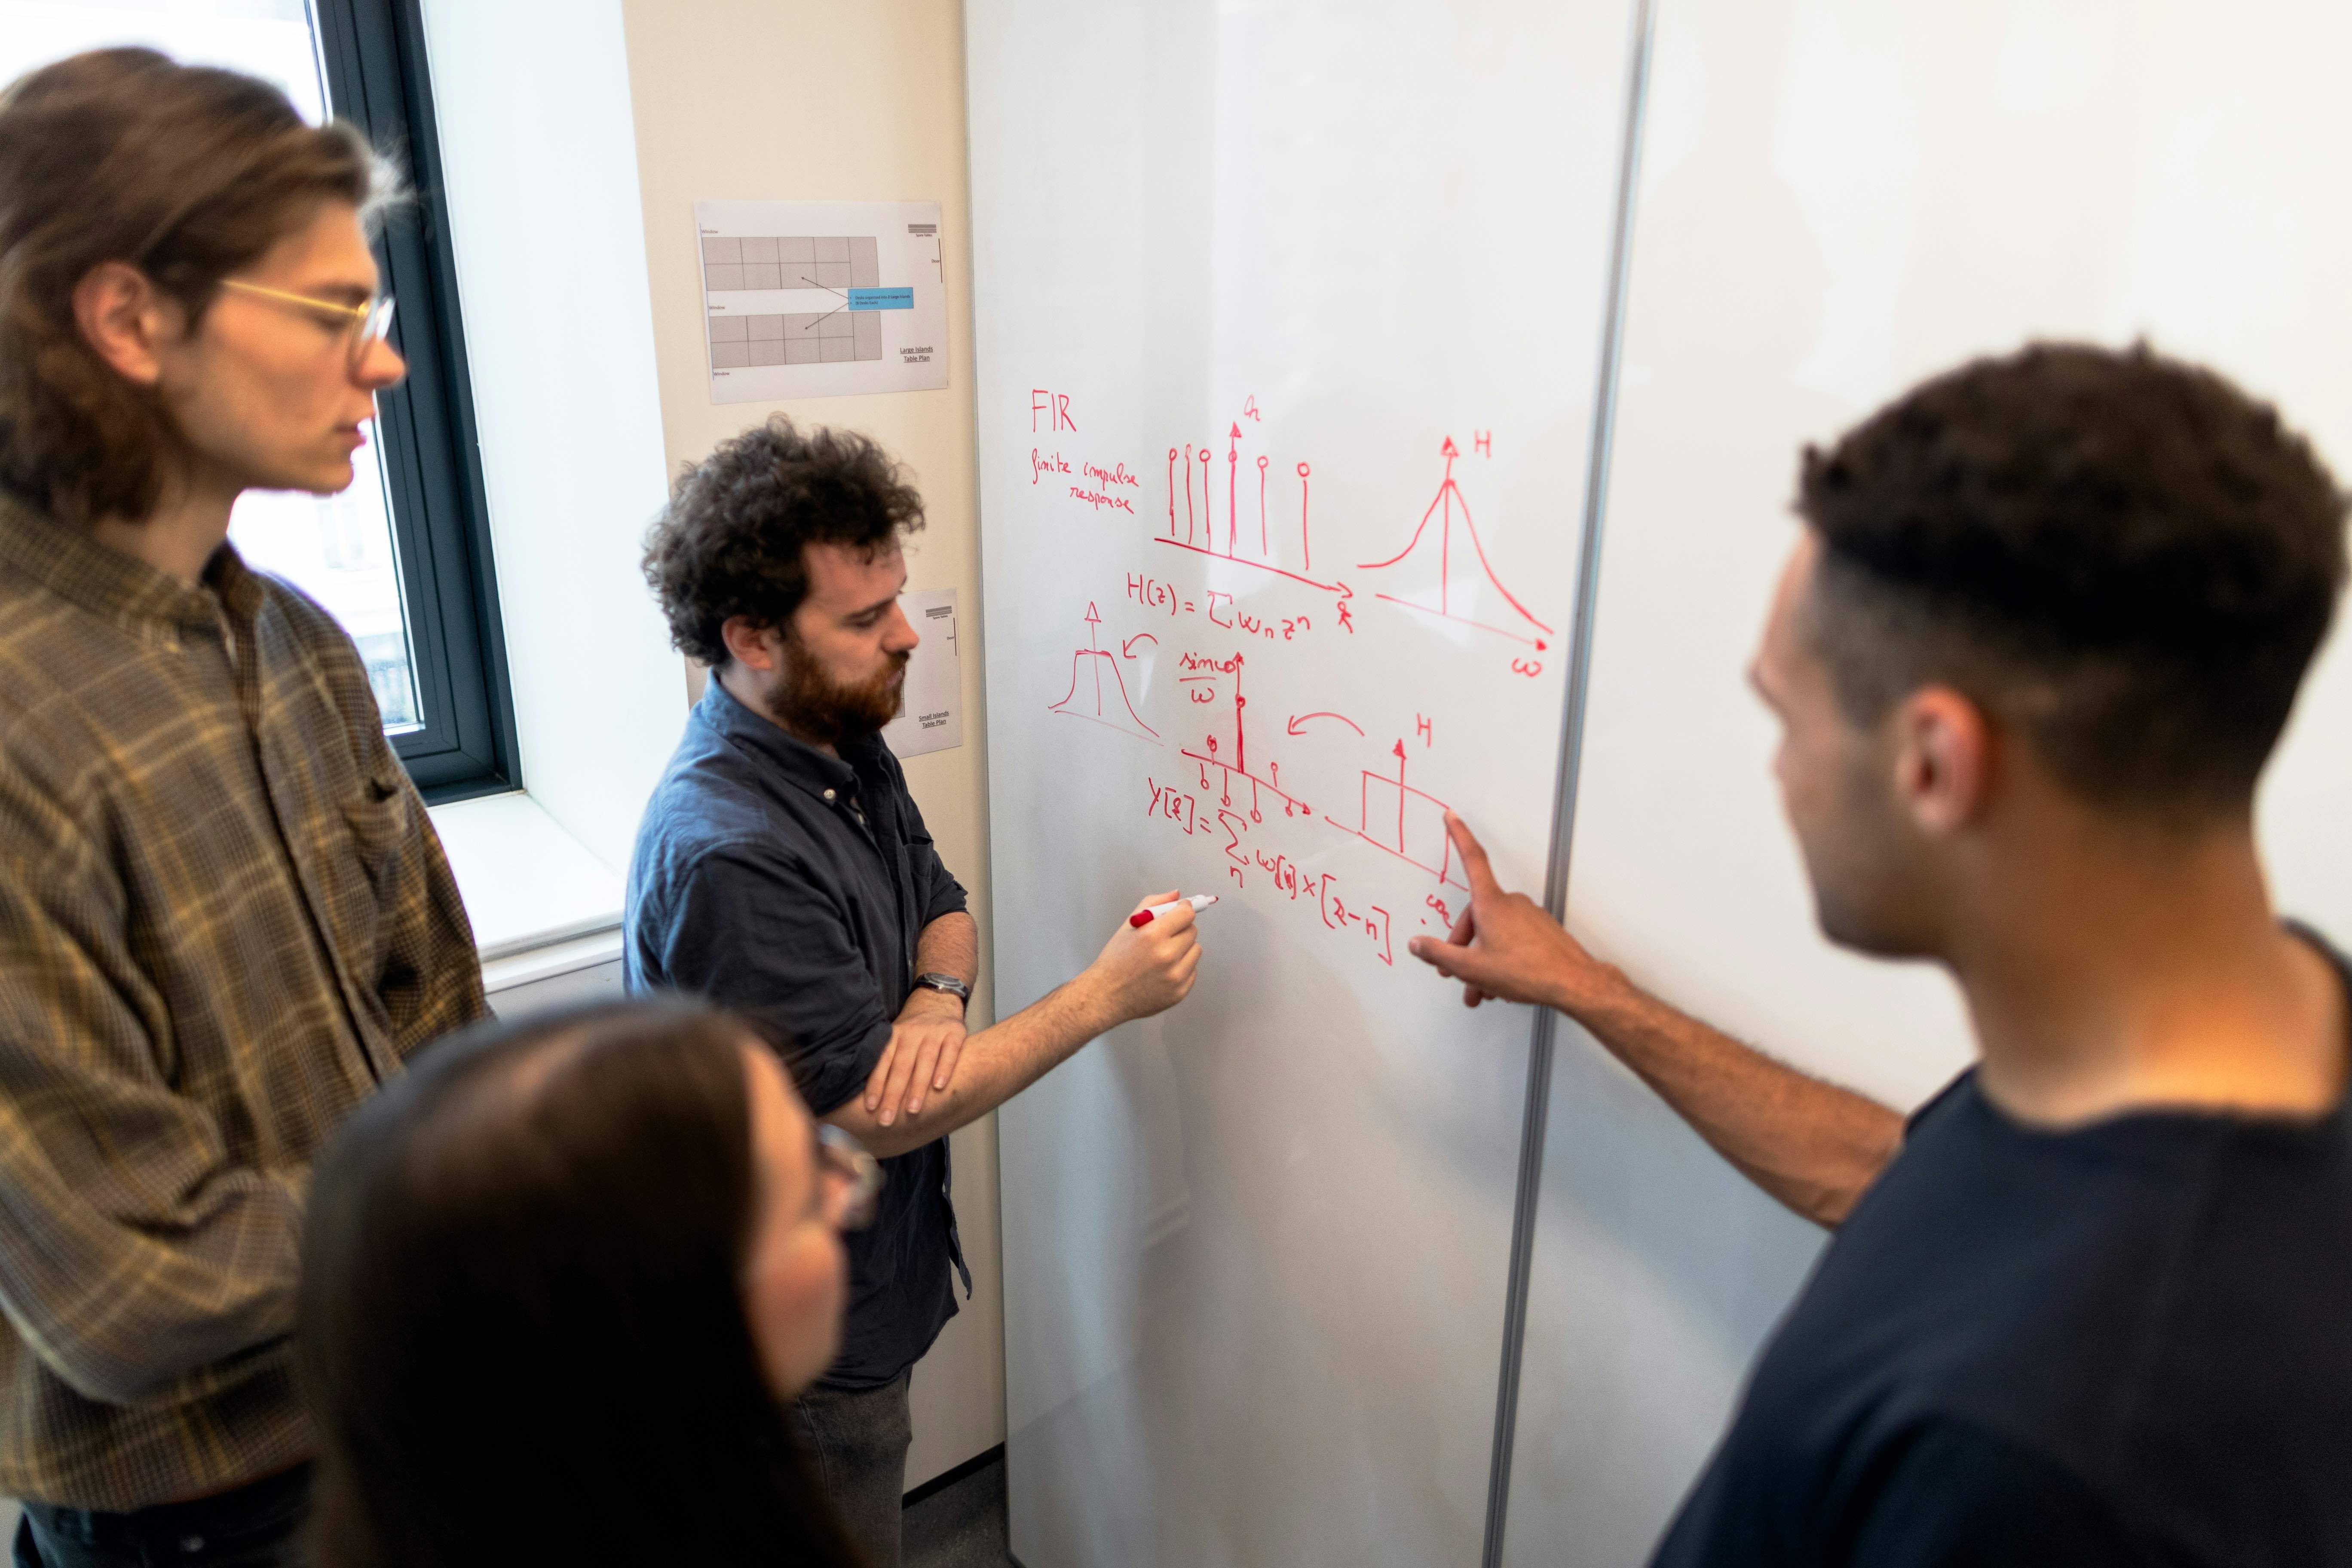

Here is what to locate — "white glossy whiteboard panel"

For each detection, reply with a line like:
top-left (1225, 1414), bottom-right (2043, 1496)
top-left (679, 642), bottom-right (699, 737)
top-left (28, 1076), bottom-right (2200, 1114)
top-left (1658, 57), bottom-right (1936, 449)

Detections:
top-left (1506, 3), bottom-right (2352, 1563)
top-left (967, 1), bottom-right (1640, 1562)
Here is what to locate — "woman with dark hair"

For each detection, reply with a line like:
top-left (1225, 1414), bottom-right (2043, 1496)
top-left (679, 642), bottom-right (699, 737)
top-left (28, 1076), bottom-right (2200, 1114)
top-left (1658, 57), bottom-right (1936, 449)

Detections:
top-left (299, 998), bottom-right (878, 1567)
top-left (0, 49), bottom-right (482, 1567)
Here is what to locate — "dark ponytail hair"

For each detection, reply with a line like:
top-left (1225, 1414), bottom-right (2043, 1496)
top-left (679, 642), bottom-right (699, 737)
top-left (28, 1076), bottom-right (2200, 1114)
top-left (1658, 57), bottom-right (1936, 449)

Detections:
top-left (299, 999), bottom-right (864, 1568)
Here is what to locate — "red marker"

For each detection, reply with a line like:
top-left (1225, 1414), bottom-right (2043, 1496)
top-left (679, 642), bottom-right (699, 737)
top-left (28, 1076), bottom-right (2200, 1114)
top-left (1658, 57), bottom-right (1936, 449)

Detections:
top-left (1130, 894), bottom-right (1218, 928)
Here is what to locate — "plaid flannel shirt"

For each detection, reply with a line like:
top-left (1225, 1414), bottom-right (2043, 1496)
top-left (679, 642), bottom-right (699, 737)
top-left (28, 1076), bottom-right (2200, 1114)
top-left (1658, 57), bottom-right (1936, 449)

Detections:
top-left (0, 498), bottom-right (485, 1510)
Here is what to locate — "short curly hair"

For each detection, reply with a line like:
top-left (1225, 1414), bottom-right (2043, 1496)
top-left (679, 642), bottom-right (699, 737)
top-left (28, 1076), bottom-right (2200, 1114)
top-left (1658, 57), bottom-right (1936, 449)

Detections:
top-left (642, 417), bottom-right (927, 666)
top-left (0, 49), bottom-right (393, 527)
top-left (1798, 341), bottom-right (2348, 812)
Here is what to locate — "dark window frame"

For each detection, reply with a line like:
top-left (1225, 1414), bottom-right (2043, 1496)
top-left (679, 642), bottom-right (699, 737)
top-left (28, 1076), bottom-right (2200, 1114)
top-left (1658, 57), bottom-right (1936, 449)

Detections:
top-left (312, 0), bottom-right (518, 802)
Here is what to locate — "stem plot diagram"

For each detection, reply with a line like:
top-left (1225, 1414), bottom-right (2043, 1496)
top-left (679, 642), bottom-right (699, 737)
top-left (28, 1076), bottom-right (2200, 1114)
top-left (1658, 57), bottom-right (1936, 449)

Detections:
top-left (1358, 436), bottom-right (1554, 650)
top-left (1048, 602), bottom-right (1161, 743)
top-left (1178, 653), bottom-right (1314, 821)
top-left (1161, 424), bottom-right (1345, 601)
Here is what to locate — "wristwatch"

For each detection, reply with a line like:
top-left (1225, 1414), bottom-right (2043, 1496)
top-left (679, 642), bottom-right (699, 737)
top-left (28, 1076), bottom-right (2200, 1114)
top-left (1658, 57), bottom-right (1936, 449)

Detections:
top-left (913, 972), bottom-right (972, 1011)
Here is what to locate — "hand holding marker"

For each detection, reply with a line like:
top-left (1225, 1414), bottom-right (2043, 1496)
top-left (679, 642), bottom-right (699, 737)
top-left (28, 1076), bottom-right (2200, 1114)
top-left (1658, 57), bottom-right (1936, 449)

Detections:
top-left (1088, 889), bottom-right (1206, 1022)
top-left (1130, 894), bottom-right (1218, 928)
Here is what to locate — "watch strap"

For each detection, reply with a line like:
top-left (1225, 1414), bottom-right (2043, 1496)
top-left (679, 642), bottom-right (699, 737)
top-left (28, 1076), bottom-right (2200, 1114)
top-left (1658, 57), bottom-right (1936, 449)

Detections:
top-left (913, 972), bottom-right (971, 1006)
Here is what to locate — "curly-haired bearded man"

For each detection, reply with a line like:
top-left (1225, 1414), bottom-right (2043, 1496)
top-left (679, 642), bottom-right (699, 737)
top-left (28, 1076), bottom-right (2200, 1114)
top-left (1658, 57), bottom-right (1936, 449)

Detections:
top-left (627, 417), bottom-right (1205, 1567)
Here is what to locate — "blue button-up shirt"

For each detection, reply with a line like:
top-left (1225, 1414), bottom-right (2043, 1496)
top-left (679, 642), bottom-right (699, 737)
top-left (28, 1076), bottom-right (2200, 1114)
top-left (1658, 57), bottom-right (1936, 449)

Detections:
top-left (625, 678), bottom-right (969, 1387)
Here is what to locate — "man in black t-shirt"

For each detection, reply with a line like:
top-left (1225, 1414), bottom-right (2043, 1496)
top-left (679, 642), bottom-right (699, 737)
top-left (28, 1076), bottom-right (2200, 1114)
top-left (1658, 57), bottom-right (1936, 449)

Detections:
top-left (1413, 343), bottom-right (2352, 1565)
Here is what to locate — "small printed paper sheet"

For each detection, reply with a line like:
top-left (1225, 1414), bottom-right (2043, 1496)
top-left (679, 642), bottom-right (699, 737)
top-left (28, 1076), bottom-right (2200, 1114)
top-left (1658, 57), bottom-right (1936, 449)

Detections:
top-left (882, 588), bottom-right (963, 758)
top-left (695, 199), bottom-right (949, 403)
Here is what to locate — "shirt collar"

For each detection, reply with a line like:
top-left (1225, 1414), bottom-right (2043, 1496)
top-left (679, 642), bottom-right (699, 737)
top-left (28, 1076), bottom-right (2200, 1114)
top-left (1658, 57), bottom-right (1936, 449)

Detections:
top-left (0, 493), bottom-right (258, 634)
top-left (698, 673), bottom-right (868, 804)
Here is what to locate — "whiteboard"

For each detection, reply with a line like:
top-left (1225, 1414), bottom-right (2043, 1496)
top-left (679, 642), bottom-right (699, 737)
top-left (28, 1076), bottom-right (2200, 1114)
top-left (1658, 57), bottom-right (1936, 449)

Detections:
top-left (1504, 3), bottom-right (2352, 1563)
top-left (967, 0), bottom-right (1641, 1561)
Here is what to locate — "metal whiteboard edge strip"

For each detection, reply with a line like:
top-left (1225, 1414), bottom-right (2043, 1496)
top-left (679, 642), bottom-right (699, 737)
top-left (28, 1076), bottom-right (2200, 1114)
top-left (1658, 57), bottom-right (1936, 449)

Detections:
top-left (1482, 1008), bottom-right (1561, 1567)
top-left (1479, 0), bottom-right (1658, 1562)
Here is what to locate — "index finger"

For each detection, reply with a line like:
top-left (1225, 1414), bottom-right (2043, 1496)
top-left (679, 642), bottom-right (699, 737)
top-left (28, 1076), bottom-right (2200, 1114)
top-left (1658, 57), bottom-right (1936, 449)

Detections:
top-left (1129, 888), bottom-right (1182, 916)
top-left (876, 1027), bottom-right (928, 1126)
top-left (863, 1038), bottom-right (900, 1112)
top-left (1444, 812), bottom-right (1507, 900)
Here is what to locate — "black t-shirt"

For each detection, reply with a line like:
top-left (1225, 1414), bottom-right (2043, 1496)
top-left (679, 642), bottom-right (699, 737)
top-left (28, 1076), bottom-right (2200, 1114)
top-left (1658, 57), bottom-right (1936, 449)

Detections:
top-left (1653, 936), bottom-right (2352, 1567)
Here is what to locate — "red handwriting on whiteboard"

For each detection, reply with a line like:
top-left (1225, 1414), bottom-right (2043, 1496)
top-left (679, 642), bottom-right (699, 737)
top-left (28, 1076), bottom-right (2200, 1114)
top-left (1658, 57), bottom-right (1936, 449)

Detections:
top-left (1194, 591), bottom-right (1312, 643)
top-left (1254, 850), bottom-right (1304, 898)
top-left (1047, 603), bottom-right (1160, 743)
top-left (1360, 435), bottom-right (1553, 652)
top-left (1069, 485), bottom-right (1136, 514)
top-left (1039, 452), bottom-right (1140, 514)
top-left (1145, 776), bottom-right (1200, 836)
top-left (1320, 885), bottom-right (1395, 967)
top-left (1243, 610), bottom-right (1310, 641)
top-left (1125, 573), bottom-right (1196, 617)
top-left (1323, 738), bottom-right (1471, 890)
top-left (1031, 390), bottom-right (1077, 432)
top-left (1151, 404), bottom-right (1342, 598)
top-left (1217, 835), bottom-right (1395, 970)
top-left (1048, 401), bottom-right (1559, 676)
top-left (1070, 459), bottom-right (1140, 515)
top-left (1179, 652), bottom-right (1313, 824)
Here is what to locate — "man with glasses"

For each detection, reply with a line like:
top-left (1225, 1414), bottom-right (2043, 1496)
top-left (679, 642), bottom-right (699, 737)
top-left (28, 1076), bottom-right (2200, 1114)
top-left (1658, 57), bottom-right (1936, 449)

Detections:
top-left (630, 416), bottom-right (1205, 1568)
top-left (0, 51), bottom-right (482, 1567)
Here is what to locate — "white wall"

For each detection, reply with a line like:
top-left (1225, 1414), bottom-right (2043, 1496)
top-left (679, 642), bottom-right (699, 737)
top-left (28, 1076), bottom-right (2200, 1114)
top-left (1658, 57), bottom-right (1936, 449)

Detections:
top-left (417, 0), bottom-right (681, 878)
top-left (616, 0), bottom-right (1003, 1491)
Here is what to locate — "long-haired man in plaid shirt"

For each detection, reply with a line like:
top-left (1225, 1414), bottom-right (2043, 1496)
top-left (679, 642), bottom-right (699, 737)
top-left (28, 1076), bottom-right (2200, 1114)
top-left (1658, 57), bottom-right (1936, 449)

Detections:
top-left (0, 51), bottom-right (485, 1566)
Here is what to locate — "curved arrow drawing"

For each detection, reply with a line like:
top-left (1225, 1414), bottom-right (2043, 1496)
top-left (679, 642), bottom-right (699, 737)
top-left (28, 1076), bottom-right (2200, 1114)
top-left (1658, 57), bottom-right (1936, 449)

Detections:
top-left (1120, 633), bottom-right (1158, 658)
top-left (1287, 711), bottom-right (1365, 737)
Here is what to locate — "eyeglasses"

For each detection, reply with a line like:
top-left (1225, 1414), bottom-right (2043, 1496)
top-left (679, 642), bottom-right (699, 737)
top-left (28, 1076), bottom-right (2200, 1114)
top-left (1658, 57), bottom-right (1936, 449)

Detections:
top-left (817, 1124), bottom-right (884, 1232)
top-left (217, 279), bottom-right (397, 372)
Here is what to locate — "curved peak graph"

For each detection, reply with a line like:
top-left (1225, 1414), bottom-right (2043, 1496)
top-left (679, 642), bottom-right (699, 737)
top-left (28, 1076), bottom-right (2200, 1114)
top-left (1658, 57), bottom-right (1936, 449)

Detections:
top-left (1359, 437), bottom-right (1553, 650)
top-left (1048, 601), bottom-right (1161, 743)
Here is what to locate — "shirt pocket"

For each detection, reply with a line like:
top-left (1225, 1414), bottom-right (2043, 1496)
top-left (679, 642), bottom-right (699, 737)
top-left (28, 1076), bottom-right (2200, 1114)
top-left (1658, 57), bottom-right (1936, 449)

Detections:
top-left (331, 766), bottom-right (412, 1003)
top-left (340, 766), bottom-right (413, 900)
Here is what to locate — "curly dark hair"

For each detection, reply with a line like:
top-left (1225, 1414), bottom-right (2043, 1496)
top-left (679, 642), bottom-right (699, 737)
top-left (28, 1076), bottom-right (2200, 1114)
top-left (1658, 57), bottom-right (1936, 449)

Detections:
top-left (643, 416), bottom-right (926, 666)
top-left (0, 49), bottom-right (392, 526)
top-left (1797, 341), bottom-right (2348, 813)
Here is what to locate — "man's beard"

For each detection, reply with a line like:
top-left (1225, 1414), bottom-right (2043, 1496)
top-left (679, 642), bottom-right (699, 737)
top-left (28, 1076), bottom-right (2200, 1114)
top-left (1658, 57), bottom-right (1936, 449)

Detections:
top-left (763, 637), bottom-right (909, 750)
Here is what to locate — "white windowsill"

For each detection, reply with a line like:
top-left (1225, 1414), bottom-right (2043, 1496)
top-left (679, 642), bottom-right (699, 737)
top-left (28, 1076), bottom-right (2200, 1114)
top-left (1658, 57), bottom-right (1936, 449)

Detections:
top-left (427, 793), bottom-right (625, 978)
top-left (477, 926), bottom-right (627, 995)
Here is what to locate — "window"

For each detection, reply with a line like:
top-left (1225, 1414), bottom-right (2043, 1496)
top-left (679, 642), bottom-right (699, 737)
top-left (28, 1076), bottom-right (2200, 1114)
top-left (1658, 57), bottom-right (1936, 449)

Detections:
top-left (0, 0), bottom-right (517, 800)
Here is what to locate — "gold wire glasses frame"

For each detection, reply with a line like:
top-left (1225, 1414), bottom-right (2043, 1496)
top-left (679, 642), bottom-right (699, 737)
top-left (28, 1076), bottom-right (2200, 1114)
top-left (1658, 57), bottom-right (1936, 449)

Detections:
top-left (817, 1124), bottom-right (885, 1232)
top-left (217, 279), bottom-right (397, 371)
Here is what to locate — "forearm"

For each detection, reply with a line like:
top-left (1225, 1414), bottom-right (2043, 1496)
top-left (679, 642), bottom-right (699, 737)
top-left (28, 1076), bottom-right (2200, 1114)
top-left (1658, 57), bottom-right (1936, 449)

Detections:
top-left (1558, 970), bottom-right (1902, 1227)
top-left (829, 971), bottom-right (1119, 1157)
top-left (912, 910), bottom-right (978, 990)
top-left (0, 1161), bottom-right (303, 1404)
